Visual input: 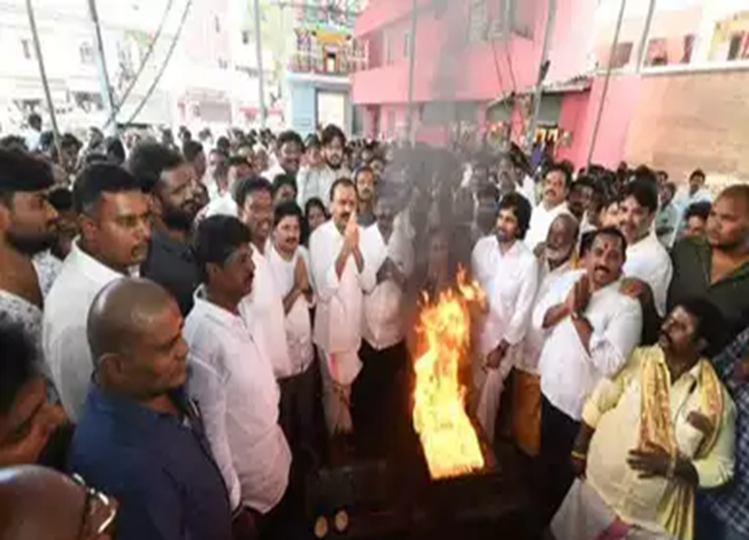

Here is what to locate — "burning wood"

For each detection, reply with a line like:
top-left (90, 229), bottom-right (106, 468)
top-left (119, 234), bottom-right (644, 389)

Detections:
top-left (412, 268), bottom-right (487, 480)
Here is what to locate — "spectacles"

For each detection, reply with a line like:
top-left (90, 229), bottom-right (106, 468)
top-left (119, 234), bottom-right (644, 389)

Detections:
top-left (71, 474), bottom-right (118, 539)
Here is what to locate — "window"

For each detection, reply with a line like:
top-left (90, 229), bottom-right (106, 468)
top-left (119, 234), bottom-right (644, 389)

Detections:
top-left (218, 58), bottom-right (229, 69)
top-left (468, 0), bottom-right (488, 43)
top-left (324, 49), bottom-right (337, 72)
top-left (241, 30), bottom-right (250, 45)
top-left (214, 15), bottom-right (221, 33)
top-left (383, 30), bottom-right (393, 64)
top-left (403, 31), bottom-right (411, 59)
top-left (20, 39), bottom-right (33, 60)
top-left (79, 42), bottom-right (95, 65)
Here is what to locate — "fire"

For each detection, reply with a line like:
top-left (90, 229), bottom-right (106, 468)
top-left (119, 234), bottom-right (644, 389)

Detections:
top-left (412, 268), bottom-right (486, 480)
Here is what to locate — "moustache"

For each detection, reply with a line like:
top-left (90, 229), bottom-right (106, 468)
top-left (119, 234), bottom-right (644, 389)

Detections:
top-left (594, 265), bottom-right (609, 274)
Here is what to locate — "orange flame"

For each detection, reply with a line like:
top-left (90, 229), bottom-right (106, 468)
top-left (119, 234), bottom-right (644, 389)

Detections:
top-left (413, 268), bottom-right (486, 480)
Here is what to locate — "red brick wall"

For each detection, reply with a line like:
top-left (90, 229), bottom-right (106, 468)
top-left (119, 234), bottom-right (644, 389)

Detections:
top-left (624, 69), bottom-right (749, 188)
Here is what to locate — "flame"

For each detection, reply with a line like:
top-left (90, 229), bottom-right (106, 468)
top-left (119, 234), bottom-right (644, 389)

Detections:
top-left (412, 268), bottom-right (486, 480)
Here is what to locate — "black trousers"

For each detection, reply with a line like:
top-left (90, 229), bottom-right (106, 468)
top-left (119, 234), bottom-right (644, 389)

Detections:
top-left (278, 360), bottom-right (320, 464)
top-left (352, 339), bottom-right (410, 458)
top-left (534, 395), bottom-right (581, 527)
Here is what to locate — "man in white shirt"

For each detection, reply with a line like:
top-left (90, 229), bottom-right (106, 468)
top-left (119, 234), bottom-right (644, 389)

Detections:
top-left (309, 177), bottom-right (365, 437)
top-left (673, 168), bottom-right (712, 232)
top-left (355, 184), bottom-right (414, 455)
top-left (471, 192), bottom-right (539, 443)
top-left (532, 227), bottom-right (642, 525)
top-left (656, 181), bottom-right (679, 248)
top-left (203, 156), bottom-right (253, 219)
top-left (514, 214), bottom-right (580, 456)
top-left (235, 178), bottom-right (293, 396)
top-left (267, 200), bottom-right (318, 458)
top-left (526, 164), bottom-right (573, 251)
top-left (185, 216), bottom-right (292, 528)
top-left (264, 130), bottom-right (303, 181)
top-left (44, 163), bottom-right (151, 420)
top-left (297, 125), bottom-right (351, 209)
top-left (619, 176), bottom-right (673, 318)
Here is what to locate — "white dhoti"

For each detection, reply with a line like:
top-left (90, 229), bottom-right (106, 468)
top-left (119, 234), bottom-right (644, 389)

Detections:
top-left (318, 347), bottom-right (360, 435)
top-left (551, 479), bottom-right (675, 540)
top-left (473, 345), bottom-right (518, 443)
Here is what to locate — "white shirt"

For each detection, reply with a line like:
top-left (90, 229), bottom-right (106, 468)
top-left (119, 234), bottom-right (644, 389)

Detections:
top-left (673, 186), bottom-right (712, 233)
top-left (239, 248), bottom-right (293, 379)
top-left (185, 290), bottom-right (291, 514)
top-left (655, 203), bottom-right (680, 248)
top-left (471, 237), bottom-right (539, 356)
top-left (204, 192), bottom-right (239, 218)
top-left (43, 241), bottom-right (123, 420)
top-left (309, 220), bottom-right (365, 384)
top-left (623, 231), bottom-right (673, 317)
top-left (520, 259), bottom-right (574, 373)
top-left (266, 245), bottom-right (315, 374)
top-left (520, 175), bottom-right (537, 206)
top-left (525, 202), bottom-right (572, 251)
top-left (359, 222), bottom-right (414, 351)
top-left (297, 164), bottom-right (351, 209)
top-left (533, 271), bottom-right (643, 420)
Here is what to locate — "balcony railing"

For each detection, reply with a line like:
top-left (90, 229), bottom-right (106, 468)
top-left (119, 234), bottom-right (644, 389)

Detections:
top-left (287, 50), bottom-right (369, 76)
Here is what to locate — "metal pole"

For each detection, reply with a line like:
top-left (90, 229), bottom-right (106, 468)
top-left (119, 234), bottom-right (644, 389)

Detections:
top-left (87, 0), bottom-right (116, 134)
top-left (253, 0), bottom-right (267, 129)
top-left (635, 0), bottom-right (656, 72)
top-left (405, 0), bottom-right (417, 144)
top-left (525, 0), bottom-right (556, 149)
top-left (25, 0), bottom-right (62, 157)
top-left (586, 0), bottom-right (627, 167)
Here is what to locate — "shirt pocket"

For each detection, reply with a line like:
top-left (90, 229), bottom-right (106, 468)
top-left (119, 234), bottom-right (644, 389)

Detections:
top-left (675, 407), bottom-right (707, 459)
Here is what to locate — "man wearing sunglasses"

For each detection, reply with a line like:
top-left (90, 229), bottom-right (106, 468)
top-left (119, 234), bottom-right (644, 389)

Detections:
top-left (68, 278), bottom-right (235, 540)
top-left (0, 465), bottom-right (117, 540)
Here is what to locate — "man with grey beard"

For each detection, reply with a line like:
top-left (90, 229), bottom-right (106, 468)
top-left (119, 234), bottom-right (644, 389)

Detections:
top-left (513, 213), bottom-right (580, 456)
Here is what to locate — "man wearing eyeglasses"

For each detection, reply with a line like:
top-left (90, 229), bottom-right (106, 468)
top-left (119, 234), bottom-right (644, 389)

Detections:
top-left (0, 465), bottom-right (118, 540)
top-left (68, 279), bottom-right (235, 540)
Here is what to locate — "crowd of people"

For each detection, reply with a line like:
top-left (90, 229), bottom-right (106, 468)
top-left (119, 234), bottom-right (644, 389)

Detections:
top-left (1, 112), bottom-right (749, 540)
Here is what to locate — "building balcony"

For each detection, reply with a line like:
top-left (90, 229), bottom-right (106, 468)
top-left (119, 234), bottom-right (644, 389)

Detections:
top-left (287, 51), bottom-right (368, 77)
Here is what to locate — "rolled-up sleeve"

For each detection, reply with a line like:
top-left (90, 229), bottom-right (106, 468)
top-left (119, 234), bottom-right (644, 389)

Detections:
top-left (587, 299), bottom-right (642, 377)
top-left (694, 393), bottom-right (737, 489)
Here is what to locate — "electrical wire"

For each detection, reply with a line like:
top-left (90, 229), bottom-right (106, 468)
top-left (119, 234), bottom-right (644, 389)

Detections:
top-left (121, 0), bottom-right (193, 126)
top-left (101, 0), bottom-right (176, 130)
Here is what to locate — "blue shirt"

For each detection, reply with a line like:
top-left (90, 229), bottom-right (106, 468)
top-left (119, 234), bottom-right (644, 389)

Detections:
top-left (705, 326), bottom-right (749, 537)
top-left (68, 386), bottom-right (233, 540)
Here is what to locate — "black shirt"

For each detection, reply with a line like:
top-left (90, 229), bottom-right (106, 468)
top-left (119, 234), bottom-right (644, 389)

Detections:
top-left (142, 227), bottom-right (200, 316)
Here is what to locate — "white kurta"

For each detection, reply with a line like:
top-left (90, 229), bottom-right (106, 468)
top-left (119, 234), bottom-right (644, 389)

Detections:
top-left (533, 272), bottom-right (643, 421)
top-left (359, 222), bottom-right (414, 351)
top-left (525, 202), bottom-right (572, 251)
top-left (623, 231), bottom-right (673, 317)
top-left (470, 237), bottom-right (539, 441)
top-left (239, 248), bottom-right (293, 379)
top-left (185, 291), bottom-right (291, 514)
top-left (266, 245), bottom-right (315, 374)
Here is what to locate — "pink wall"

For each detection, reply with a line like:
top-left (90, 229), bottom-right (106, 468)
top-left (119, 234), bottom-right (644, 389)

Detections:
top-left (555, 91), bottom-right (591, 168)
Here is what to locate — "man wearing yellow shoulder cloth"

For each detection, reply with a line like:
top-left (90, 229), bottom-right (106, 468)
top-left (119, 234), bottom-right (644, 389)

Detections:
top-left (552, 299), bottom-right (737, 540)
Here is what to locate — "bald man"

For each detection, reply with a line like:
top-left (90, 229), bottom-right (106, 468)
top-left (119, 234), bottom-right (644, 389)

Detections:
top-left (67, 278), bottom-right (234, 540)
top-left (0, 465), bottom-right (117, 540)
top-left (668, 185), bottom-right (749, 339)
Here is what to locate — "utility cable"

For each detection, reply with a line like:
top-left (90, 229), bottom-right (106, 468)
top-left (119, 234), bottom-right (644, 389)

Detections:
top-left (122, 0), bottom-right (193, 126)
top-left (102, 0), bottom-right (175, 130)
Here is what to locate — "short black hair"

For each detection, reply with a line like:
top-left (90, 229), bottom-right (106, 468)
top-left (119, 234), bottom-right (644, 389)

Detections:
top-left (192, 215), bottom-right (251, 283)
top-left (305, 197), bottom-right (329, 219)
top-left (209, 148), bottom-right (229, 160)
top-left (60, 133), bottom-right (81, 151)
top-left (685, 201), bottom-right (711, 222)
top-left (235, 176), bottom-right (272, 208)
top-left (27, 112), bottom-right (42, 128)
top-left (305, 134), bottom-right (320, 149)
top-left (126, 143), bottom-right (185, 193)
top-left (589, 226), bottom-right (628, 254)
top-left (498, 192), bottom-right (532, 240)
top-left (657, 170), bottom-right (669, 181)
top-left (321, 124), bottom-right (346, 148)
top-left (73, 163), bottom-right (142, 215)
top-left (271, 174), bottom-right (297, 199)
top-left (0, 322), bottom-right (38, 416)
top-left (544, 162), bottom-right (573, 189)
top-left (216, 136), bottom-right (231, 153)
top-left (477, 183), bottom-right (500, 203)
top-left (676, 298), bottom-right (728, 356)
top-left (276, 130), bottom-right (304, 152)
top-left (227, 155), bottom-right (251, 169)
top-left (690, 169), bottom-right (706, 180)
top-left (663, 182), bottom-right (677, 197)
top-left (572, 175), bottom-right (596, 192)
top-left (47, 186), bottom-right (73, 212)
top-left (622, 177), bottom-right (659, 214)
top-left (329, 177), bottom-right (356, 202)
top-left (104, 137), bottom-right (126, 163)
top-left (273, 200), bottom-right (303, 229)
top-left (182, 140), bottom-right (204, 162)
top-left (0, 136), bottom-right (27, 152)
top-left (353, 165), bottom-right (374, 183)
top-left (0, 149), bottom-right (55, 206)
